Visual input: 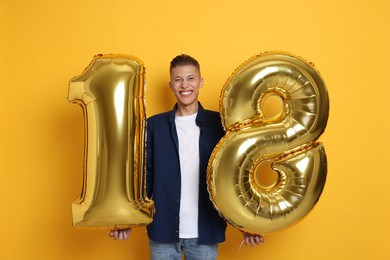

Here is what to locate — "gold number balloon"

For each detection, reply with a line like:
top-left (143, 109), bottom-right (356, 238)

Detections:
top-left (68, 54), bottom-right (154, 228)
top-left (207, 51), bottom-right (329, 234)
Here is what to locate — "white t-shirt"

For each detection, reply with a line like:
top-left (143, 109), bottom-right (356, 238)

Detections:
top-left (175, 113), bottom-right (200, 238)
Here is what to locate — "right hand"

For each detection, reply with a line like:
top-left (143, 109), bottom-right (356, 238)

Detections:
top-left (109, 228), bottom-right (132, 241)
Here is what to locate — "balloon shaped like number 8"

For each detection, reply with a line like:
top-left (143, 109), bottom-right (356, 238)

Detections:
top-left (207, 52), bottom-right (329, 234)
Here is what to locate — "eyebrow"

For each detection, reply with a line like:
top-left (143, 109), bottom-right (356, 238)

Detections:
top-left (174, 74), bottom-right (195, 78)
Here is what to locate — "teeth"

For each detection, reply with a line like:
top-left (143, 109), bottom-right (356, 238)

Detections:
top-left (180, 91), bottom-right (192, 95)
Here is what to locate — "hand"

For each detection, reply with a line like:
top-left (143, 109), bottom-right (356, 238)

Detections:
top-left (109, 228), bottom-right (132, 241)
top-left (241, 231), bottom-right (265, 247)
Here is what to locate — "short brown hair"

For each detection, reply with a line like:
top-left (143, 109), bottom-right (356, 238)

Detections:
top-left (170, 54), bottom-right (200, 72)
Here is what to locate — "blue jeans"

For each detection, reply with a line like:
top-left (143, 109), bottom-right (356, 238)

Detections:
top-left (149, 238), bottom-right (218, 260)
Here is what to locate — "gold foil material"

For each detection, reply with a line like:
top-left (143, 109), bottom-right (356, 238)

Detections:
top-left (68, 54), bottom-right (154, 228)
top-left (207, 51), bottom-right (329, 234)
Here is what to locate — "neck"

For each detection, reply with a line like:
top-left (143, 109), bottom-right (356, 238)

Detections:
top-left (176, 102), bottom-right (199, 116)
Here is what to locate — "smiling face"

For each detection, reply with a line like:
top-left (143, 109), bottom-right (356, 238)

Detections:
top-left (169, 65), bottom-right (204, 115)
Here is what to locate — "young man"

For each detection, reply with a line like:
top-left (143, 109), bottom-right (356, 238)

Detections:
top-left (110, 54), bottom-right (264, 259)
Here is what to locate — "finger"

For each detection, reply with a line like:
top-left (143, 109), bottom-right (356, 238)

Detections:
top-left (109, 228), bottom-right (117, 238)
top-left (123, 230), bottom-right (129, 240)
top-left (249, 236), bottom-right (256, 247)
top-left (119, 231), bottom-right (124, 240)
top-left (259, 235), bottom-right (265, 243)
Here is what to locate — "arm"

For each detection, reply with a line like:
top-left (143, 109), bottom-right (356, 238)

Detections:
top-left (146, 118), bottom-right (154, 198)
top-left (109, 121), bottom-right (152, 241)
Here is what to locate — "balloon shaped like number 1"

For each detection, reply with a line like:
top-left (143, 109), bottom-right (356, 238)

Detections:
top-left (207, 52), bottom-right (329, 234)
top-left (68, 54), bottom-right (154, 228)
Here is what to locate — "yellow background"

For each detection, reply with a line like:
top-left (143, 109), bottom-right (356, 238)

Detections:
top-left (1, 0), bottom-right (389, 259)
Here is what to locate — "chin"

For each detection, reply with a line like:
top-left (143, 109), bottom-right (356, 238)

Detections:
top-left (179, 100), bottom-right (197, 107)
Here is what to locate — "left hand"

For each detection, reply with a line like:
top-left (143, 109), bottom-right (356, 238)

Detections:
top-left (241, 232), bottom-right (265, 247)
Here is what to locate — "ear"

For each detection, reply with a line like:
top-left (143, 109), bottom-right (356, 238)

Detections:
top-left (200, 77), bottom-right (204, 88)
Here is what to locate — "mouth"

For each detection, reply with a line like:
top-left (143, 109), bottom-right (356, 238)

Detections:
top-left (179, 90), bottom-right (193, 96)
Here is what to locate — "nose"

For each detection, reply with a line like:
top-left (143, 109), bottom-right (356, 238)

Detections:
top-left (181, 79), bottom-right (190, 88)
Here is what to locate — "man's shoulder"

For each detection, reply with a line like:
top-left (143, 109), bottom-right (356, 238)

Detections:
top-left (203, 109), bottom-right (220, 116)
top-left (202, 109), bottom-right (222, 122)
top-left (147, 110), bottom-right (173, 123)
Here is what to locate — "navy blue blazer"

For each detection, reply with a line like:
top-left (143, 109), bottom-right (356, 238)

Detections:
top-left (146, 102), bottom-right (227, 245)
